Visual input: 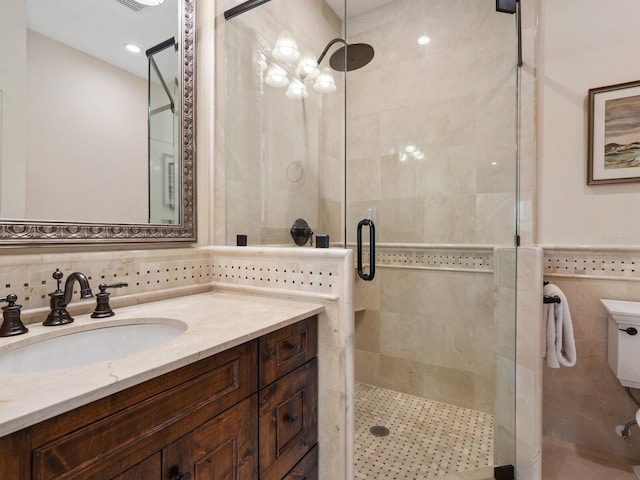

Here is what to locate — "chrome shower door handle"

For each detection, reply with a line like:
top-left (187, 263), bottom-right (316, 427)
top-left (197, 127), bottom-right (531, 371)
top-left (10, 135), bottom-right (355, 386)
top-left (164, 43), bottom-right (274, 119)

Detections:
top-left (357, 219), bottom-right (376, 281)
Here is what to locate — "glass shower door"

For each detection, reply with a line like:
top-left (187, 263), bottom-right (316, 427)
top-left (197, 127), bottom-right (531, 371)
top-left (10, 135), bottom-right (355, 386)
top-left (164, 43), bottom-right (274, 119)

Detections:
top-left (346, 0), bottom-right (519, 477)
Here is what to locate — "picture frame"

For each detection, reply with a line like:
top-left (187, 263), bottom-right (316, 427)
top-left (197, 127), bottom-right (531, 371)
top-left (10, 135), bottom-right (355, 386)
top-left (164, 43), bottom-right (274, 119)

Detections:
top-left (588, 80), bottom-right (640, 184)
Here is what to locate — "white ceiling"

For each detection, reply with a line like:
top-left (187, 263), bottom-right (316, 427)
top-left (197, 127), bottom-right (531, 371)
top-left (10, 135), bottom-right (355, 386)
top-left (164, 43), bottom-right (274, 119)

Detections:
top-left (24, 0), bottom-right (395, 80)
top-left (26, 0), bottom-right (178, 79)
top-left (324, 0), bottom-right (396, 18)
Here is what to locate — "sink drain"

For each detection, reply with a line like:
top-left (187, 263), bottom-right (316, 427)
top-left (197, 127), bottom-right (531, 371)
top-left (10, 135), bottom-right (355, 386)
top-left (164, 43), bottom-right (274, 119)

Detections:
top-left (370, 425), bottom-right (390, 437)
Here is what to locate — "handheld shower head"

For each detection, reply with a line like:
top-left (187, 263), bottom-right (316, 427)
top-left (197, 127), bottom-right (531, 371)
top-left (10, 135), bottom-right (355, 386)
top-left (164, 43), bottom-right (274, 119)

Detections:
top-left (317, 38), bottom-right (374, 72)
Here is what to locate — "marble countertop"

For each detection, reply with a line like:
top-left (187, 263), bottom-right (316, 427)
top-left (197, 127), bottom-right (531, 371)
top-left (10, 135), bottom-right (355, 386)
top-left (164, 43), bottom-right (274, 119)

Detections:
top-left (0, 291), bottom-right (324, 437)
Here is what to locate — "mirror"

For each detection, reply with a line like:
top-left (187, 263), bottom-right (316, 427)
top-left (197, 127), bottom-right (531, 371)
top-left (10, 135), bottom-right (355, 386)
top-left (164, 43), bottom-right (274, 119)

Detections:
top-left (0, 0), bottom-right (195, 244)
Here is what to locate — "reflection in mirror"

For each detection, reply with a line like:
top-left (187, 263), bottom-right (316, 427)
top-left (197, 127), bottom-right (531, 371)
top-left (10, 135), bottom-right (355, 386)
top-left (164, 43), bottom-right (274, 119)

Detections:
top-left (0, 0), bottom-right (195, 244)
top-left (148, 38), bottom-right (179, 225)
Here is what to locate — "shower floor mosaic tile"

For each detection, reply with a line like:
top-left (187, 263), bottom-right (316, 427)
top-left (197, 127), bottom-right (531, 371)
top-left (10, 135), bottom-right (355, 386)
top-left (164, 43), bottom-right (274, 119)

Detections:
top-left (355, 383), bottom-right (494, 479)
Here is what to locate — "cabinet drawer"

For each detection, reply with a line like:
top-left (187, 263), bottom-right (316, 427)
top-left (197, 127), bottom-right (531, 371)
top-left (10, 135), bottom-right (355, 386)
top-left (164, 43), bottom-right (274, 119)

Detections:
top-left (259, 358), bottom-right (318, 480)
top-left (259, 316), bottom-right (318, 388)
top-left (32, 341), bottom-right (257, 480)
top-left (112, 453), bottom-right (161, 480)
top-left (283, 444), bottom-right (318, 480)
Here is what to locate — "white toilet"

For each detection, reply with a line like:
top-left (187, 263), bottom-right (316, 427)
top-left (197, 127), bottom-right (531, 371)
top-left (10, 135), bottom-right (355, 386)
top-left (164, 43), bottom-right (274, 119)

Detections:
top-left (601, 299), bottom-right (640, 388)
top-left (601, 299), bottom-right (640, 480)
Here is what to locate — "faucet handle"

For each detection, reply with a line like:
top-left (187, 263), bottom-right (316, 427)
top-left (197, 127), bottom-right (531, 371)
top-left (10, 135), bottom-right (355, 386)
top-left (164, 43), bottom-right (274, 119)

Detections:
top-left (52, 268), bottom-right (63, 293)
top-left (0, 294), bottom-right (28, 337)
top-left (91, 282), bottom-right (128, 319)
top-left (98, 282), bottom-right (128, 293)
top-left (0, 294), bottom-right (18, 307)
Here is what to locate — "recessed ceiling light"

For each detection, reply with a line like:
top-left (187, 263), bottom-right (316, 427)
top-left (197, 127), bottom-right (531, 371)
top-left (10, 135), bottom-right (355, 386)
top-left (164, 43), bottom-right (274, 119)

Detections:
top-left (418, 36), bottom-right (431, 46)
top-left (136, 0), bottom-right (165, 5)
top-left (126, 44), bottom-right (141, 53)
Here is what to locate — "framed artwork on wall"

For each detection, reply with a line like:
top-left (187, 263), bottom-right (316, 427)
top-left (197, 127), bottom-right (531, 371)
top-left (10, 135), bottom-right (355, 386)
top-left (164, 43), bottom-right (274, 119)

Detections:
top-left (588, 80), bottom-right (640, 184)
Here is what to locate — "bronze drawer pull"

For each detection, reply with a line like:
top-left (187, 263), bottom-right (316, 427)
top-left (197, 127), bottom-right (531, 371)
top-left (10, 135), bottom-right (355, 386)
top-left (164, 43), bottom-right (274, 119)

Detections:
top-left (285, 415), bottom-right (299, 425)
top-left (286, 342), bottom-right (300, 353)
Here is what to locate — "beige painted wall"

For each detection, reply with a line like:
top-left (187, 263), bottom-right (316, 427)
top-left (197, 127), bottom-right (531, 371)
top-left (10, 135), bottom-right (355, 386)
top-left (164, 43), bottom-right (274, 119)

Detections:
top-left (537, 0), bottom-right (640, 467)
top-left (25, 30), bottom-right (148, 223)
top-left (0, 0), bottom-right (28, 218)
top-left (538, 0), bottom-right (640, 246)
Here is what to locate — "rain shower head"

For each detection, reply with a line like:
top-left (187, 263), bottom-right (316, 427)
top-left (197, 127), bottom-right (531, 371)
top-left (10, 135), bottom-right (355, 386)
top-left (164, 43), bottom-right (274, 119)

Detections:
top-left (317, 38), bottom-right (374, 72)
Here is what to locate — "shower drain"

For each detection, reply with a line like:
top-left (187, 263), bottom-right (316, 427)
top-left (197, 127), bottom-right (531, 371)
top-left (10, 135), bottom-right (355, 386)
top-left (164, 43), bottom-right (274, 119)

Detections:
top-left (370, 425), bottom-right (390, 437)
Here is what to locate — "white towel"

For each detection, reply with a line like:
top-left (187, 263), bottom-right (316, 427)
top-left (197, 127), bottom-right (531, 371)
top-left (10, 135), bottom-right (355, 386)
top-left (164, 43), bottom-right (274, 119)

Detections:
top-left (543, 283), bottom-right (577, 368)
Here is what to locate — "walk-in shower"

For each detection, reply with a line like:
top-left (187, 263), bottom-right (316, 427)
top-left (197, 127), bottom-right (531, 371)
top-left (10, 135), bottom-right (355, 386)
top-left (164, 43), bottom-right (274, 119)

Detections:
top-left (223, 0), bottom-right (519, 477)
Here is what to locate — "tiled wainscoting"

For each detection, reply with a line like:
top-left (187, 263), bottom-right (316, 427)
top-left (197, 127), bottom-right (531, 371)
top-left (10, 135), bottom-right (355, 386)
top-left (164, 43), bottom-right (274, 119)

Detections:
top-left (542, 248), bottom-right (640, 471)
top-left (0, 244), bottom-right (547, 479)
top-left (353, 244), bottom-right (498, 414)
top-left (0, 249), bottom-right (214, 321)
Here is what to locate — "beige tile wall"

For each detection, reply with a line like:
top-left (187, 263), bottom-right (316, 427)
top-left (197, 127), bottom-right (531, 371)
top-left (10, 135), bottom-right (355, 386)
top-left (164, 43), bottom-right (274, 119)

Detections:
top-left (354, 247), bottom-right (499, 415)
top-left (221, 0), bottom-right (344, 246)
top-left (543, 258), bottom-right (640, 460)
top-left (345, 0), bottom-right (518, 246)
top-left (515, 247), bottom-right (544, 480)
top-left (494, 247), bottom-right (517, 467)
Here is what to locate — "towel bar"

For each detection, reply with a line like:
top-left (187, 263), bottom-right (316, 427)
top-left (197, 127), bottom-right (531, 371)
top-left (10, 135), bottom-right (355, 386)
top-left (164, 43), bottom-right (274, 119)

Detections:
top-left (544, 295), bottom-right (561, 304)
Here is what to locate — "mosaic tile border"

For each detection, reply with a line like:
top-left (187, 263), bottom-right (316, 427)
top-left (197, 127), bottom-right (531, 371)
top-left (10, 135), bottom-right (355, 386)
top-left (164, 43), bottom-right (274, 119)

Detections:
top-left (209, 247), bottom-right (347, 296)
top-left (353, 244), bottom-right (494, 273)
top-left (0, 247), bottom-right (353, 315)
top-left (544, 247), bottom-right (640, 280)
top-left (0, 249), bottom-right (213, 312)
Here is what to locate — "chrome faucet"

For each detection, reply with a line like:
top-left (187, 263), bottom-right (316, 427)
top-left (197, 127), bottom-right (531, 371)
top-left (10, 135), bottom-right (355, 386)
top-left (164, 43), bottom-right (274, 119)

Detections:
top-left (44, 269), bottom-right (94, 326)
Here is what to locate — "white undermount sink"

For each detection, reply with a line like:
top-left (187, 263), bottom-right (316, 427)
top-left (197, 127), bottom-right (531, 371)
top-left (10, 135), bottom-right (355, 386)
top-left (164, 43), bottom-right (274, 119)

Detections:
top-left (0, 320), bottom-right (187, 374)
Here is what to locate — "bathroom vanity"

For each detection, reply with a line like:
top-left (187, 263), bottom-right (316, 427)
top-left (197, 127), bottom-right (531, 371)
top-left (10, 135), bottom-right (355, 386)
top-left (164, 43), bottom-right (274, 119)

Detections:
top-left (0, 292), bottom-right (323, 479)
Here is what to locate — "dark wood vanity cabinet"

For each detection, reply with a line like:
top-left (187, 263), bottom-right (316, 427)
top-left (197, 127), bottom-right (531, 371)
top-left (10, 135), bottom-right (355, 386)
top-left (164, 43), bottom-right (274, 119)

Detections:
top-left (0, 315), bottom-right (318, 480)
top-left (258, 316), bottom-right (318, 480)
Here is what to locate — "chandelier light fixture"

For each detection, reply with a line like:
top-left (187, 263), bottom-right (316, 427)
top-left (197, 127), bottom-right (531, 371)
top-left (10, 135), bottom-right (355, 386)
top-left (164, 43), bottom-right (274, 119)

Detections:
top-left (264, 63), bottom-right (289, 88)
top-left (272, 31), bottom-right (300, 63)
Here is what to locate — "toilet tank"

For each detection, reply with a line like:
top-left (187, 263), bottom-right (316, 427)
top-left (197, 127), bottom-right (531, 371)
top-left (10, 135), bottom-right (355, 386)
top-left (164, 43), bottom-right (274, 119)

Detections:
top-left (601, 299), bottom-right (640, 389)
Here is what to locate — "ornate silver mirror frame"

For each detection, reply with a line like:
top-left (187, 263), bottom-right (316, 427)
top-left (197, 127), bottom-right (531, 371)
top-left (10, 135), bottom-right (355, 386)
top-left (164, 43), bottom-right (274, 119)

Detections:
top-left (0, 0), bottom-right (196, 246)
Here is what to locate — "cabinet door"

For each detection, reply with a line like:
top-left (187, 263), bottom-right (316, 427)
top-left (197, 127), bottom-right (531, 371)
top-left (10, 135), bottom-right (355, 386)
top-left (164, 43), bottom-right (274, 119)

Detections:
top-left (163, 395), bottom-right (258, 480)
top-left (259, 359), bottom-right (318, 480)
